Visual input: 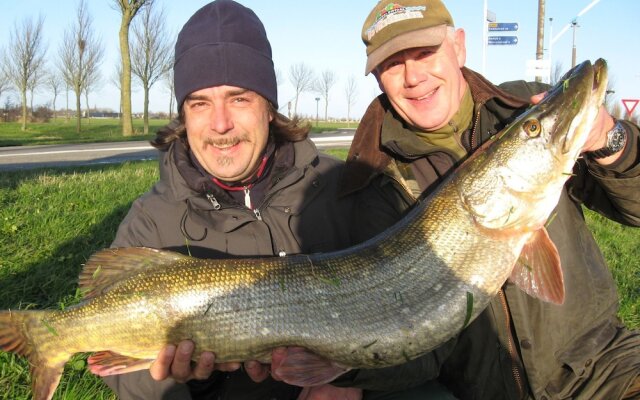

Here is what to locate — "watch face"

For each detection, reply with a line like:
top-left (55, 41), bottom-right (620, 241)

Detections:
top-left (586, 122), bottom-right (627, 159)
top-left (608, 126), bottom-right (626, 152)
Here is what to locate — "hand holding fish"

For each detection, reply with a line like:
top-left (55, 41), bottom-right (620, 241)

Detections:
top-left (150, 340), bottom-right (269, 383)
top-left (530, 93), bottom-right (620, 164)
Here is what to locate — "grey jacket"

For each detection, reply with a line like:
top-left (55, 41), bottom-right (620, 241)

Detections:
top-left (337, 68), bottom-right (640, 399)
top-left (112, 138), bottom-right (354, 258)
top-left (110, 136), bottom-right (356, 400)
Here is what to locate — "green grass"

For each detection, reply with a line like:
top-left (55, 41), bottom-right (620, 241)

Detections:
top-left (0, 159), bottom-right (637, 399)
top-left (0, 119), bottom-right (355, 147)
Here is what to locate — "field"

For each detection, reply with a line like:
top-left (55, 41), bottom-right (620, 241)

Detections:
top-left (0, 118), bottom-right (350, 147)
top-left (0, 148), bottom-right (637, 398)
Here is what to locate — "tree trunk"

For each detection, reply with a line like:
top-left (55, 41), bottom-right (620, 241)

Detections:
top-left (21, 90), bottom-right (27, 131)
top-left (324, 99), bottom-right (329, 122)
top-left (143, 85), bottom-right (149, 135)
top-left (119, 19), bottom-right (134, 136)
top-left (75, 85), bottom-right (82, 133)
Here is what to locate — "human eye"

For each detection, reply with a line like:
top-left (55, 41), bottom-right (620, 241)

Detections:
top-left (416, 48), bottom-right (435, 61)
top-left (379, 58), bottom-right (403, 74)
top-left (188, 100), bottom-right (209, 110)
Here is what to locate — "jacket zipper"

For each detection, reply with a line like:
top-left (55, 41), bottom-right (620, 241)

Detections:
top-left (498, 289), bottom-right (524, 398)
top-left (205, 193), bottom-right (221, 210)
top-left (469, 108), bottom-right (482, 151)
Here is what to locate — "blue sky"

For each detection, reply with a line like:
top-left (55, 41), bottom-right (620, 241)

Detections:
top-left (1, 0), bottom-right (639, 119)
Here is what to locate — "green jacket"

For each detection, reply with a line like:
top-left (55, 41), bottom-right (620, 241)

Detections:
top-left (338, 68), bottom-right (640, 399)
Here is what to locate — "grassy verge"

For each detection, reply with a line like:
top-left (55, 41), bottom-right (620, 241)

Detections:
top-left (0, 159), bottom-right (637, 399)
top-left (0, 119), bottom-right (355, 147)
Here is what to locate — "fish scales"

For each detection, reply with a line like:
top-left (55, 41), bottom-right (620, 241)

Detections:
top-left (0, 59), bottom-right (609, 400)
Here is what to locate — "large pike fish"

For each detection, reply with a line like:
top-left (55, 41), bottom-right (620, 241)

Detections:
top-left (0, 59), bottom-right (607, 400)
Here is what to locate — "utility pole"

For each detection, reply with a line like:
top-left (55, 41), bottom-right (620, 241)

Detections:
top-left (535, 0), bottom-right (546, 82)
top-left (571, 19), bottom-right (579, 68)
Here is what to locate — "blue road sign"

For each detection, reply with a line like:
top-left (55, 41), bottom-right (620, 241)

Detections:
top-left (488, 22), bottom-right (519, 32)
top-left (488, 36), bottom-right (518, 45)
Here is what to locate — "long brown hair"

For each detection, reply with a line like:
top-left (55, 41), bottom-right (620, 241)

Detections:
top-left (150, 103), bottom-right (310, 151)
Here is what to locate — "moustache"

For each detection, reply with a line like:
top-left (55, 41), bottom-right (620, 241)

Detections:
top-left (203, 135), bottom-right (250, 148)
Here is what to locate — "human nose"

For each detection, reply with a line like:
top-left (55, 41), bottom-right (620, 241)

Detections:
top-left (209, 104), bottom-right (234, 133)
top-left (404, 59), bottom-right (426, 88)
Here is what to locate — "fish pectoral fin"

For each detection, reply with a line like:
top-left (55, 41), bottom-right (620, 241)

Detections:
top-left (508, 228), bottom-right (565, 305)
top-left (78, 247), bottom-right (189, 300)
top-left (273, 349), bottom-right (350, 387)
top-left (88, 351), bottom-right (154, 376)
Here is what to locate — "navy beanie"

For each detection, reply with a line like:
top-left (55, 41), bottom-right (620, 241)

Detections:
top-left (174, 0), bottom-right (278, 109)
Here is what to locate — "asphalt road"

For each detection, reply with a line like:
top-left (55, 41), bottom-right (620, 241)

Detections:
top-left (0, 130), bottom-right (354, 171)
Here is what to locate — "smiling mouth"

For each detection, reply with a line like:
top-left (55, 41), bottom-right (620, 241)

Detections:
top-left (412, 87), bottom-right (438, 102)
top-left (205, 136), bottom-right (247, 150)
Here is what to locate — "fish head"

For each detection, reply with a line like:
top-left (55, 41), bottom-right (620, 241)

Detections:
top-left (460, 59), bottom-right (608, 233)
top-left (531, 58), bottom-right (608, 168)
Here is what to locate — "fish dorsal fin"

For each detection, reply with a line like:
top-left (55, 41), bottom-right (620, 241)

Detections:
top-left (78, 247), bottom-right (188, 300)
top-left (508, 228), bottom-right (565, 305)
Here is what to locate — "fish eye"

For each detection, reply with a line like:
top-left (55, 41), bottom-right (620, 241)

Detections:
top-left (523, 119), bottom-right (541, 137)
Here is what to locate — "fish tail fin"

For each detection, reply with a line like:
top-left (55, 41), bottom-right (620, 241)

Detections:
top-left (0, 310), bottom-right (69, 400)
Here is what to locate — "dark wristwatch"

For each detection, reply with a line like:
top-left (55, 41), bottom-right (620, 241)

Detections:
top-left (585, 121), bottom-right (627, 159)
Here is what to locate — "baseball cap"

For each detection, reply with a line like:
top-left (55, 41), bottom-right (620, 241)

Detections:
top-left (362, 0), bottom-right (454, 75)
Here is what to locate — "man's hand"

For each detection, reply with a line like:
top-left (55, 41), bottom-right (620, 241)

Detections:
top-left (530, 93), bottom-right (620, 164)
top-left (149, 340), bottom-right (241, 383)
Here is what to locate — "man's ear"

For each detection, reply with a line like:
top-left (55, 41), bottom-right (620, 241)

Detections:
top-left (372, 70), bottom-right (386, 93)
top-left (453, 28), bottom-right (467, 68)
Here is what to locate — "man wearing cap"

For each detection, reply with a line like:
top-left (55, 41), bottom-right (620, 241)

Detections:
top-left (326, 0), bottom-right (640, 398)
top-left (101, 1), bottom-right (365, 399)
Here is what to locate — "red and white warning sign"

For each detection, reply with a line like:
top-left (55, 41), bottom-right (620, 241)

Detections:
top-left (621, 99), bottom-right (639, 116)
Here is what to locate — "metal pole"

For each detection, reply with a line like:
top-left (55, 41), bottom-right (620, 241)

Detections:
top-left (315, 97), bottom-right (320, 127)
top-left (548, 17), bottom-right (553, 83)
top-left (482, 0), bottom-right (488, 75)
top-left (571, 20), bottom-right (578, 68)
top-left (535, 0), bottom-right (545, 82)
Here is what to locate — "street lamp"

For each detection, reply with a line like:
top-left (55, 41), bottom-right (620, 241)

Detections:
top-left (570, 19), bottom-right (579, 68)
top-left (315, 97), bottom-right (320, 127)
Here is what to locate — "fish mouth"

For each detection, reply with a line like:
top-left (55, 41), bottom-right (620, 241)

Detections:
top-left (535, 59), bottom-right (608, 157)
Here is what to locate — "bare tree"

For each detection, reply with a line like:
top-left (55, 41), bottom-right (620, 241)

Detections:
top-left (46, 72), bottom-right (63, 118)
top-left (2, 15), bottom-right (47, 130)
top-left (58, 0), bottom-right (103, 133)
top-left (112, 0), bottom-right (153, 136)
top-left (314, 69), bottom-right (337, 122)
top-left (164, 67), bottom-right (175, 120)
top-left (344, 74), bottom-right (358, 128)
top-left (131, 4), bottom-right (172, 134)
top-left (610, 102), bottom-right (623, 120)
top-left (83, 54), bottom-right (103, 122)
top-left (111, 62), bottom-right (124, 117)
top-left (27, 68), bottom-right (46, 115)
top-left (549, 61), bottom-right (565, 86)
top-left (0, 67), bottom-right (11, 106)
top-left (289, 63), bottom-right (315, 117)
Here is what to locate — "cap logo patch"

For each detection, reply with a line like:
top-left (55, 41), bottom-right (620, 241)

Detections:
top-left (365, 3), bottom-right (427, 40)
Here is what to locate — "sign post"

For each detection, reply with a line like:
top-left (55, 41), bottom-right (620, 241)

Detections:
top-left (488, 22), bottom-right (519, 31)
top-left (488, 36), bottom-right (518, 45)
top-left (487, 21), bottom-right (518, 46)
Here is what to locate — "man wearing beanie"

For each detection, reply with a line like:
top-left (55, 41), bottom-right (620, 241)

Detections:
top-left (323, 0), bottom-right (640, 399)
top-left (101, 1), bottom-right (366, 399)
